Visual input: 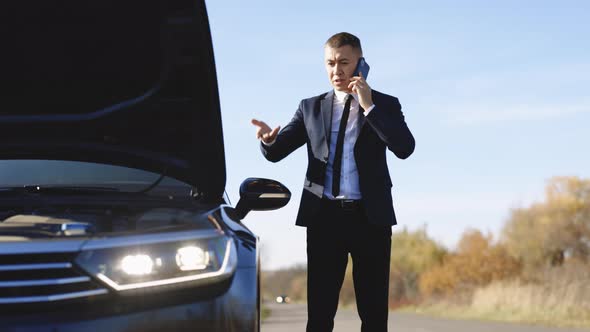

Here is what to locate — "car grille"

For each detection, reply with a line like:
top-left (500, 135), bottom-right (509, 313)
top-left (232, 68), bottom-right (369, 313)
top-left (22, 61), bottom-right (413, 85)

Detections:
top-left (0, 252), bottom-right (108, 304)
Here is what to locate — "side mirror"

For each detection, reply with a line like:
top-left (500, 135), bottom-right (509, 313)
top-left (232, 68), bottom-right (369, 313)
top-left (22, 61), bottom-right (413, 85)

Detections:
top-left (234, 178), bottom-right (291, 220)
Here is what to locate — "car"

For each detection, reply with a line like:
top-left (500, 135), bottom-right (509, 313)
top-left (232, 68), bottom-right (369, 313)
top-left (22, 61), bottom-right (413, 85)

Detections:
top-left (275, 295), bottom-right (291, 304)
top-left (0, 1), bottom-right (290, 331)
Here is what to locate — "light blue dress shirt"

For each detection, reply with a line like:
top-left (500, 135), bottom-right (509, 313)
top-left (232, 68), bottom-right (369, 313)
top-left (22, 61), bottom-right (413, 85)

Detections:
top-left (323, 90), bottom-right (374, 200)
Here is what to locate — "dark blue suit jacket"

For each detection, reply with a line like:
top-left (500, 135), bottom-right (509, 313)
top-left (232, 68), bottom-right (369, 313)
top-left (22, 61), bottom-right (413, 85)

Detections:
top-left (260, 90), bottom-right (415, 227)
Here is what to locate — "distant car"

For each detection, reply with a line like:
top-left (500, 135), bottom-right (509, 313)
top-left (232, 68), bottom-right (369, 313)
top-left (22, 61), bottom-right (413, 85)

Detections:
top-left (275, 295), bottom-right (291, 304)
top-left (0, 1), bottom-right (291, 331)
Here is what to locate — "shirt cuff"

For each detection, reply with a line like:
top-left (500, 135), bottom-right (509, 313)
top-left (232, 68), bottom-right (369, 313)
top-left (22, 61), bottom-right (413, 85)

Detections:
top-left (363, 104), bottom-right (376, 116)
top-left (261, 138), bottom-right (276, 146)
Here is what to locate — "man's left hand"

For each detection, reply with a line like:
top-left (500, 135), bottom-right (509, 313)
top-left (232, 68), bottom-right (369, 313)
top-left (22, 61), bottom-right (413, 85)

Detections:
top-left (348, 72), bottom-right (373, 110)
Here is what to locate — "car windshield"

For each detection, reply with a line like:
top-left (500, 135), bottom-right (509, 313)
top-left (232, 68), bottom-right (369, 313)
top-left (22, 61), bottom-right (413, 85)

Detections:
top-left (0, 160), bottom-right (191, 196)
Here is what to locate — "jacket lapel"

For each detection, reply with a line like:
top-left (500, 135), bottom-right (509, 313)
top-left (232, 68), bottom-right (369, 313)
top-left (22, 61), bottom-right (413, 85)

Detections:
top-left (321, 90), bottom-right (334, 146)
top-left (357, 90), bottom-right (377, 135)
top-left (355, 91), bottom-right (376, 149)
top-left (354, 106), bottom-right (366, 151)
top-left (358, 105), bottom-right (366, 129)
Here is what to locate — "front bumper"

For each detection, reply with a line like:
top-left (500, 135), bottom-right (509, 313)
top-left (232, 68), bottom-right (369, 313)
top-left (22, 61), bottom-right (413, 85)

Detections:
top-left (0, 266), bottom-right (258, 332)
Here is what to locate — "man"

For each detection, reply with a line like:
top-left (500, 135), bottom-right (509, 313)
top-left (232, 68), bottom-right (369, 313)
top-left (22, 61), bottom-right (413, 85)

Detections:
top-left (251, 32), bottom-right (415, 332)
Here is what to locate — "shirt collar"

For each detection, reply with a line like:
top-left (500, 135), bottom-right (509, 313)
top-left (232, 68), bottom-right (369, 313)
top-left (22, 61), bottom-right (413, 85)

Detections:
top-left (334, 89), bottom-right (358, 103)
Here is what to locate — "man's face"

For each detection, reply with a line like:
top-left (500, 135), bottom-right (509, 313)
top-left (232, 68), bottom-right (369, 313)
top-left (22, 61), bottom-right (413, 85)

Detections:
top-left (324, 45), bottom-right (361, 92)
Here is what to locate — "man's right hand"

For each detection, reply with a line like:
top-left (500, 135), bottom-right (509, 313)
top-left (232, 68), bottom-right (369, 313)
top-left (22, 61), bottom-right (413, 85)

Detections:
top-left (251, 119), bottom-right (280, 144)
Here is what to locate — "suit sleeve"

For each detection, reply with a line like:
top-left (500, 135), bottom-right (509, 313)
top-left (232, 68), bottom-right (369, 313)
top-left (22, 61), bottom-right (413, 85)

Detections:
top-left (260, 101), bottom-right (307, 162)
top-left (363, 96), bottom-right (415, 159)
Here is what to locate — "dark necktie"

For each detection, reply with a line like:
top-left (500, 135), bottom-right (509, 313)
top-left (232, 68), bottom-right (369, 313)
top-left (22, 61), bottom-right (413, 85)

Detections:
top-left (332, 95), bottom-right (352, 197)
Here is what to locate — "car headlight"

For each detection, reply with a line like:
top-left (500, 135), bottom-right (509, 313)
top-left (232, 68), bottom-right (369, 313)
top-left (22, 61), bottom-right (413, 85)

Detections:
top-left (75, 230), bottom-right (237, 292)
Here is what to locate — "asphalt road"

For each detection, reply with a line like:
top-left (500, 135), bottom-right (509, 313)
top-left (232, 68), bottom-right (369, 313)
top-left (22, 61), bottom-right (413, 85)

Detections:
top-left (262, 303), bottom-right (588, 332)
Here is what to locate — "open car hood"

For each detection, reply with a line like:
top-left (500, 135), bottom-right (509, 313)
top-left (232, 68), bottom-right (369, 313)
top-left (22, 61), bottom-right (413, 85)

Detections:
top-left (0, 0), bottom-right (225, 200)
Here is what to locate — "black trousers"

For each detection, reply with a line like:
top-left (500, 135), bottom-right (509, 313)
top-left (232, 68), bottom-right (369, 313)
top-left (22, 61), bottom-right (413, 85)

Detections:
top-left (306, 198), bottom-right (392, 332)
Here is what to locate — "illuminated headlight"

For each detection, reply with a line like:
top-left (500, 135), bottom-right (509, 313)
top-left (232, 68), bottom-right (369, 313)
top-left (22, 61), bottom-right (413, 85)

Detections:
top-left (75, 231), bottom-right (237, 292)
top-left (121, 254), bottom-right (154, 276)
top-left (176, 246), bottom-right (209, 271)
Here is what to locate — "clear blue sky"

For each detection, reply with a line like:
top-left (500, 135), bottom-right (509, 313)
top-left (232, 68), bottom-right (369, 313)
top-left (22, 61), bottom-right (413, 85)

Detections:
top-left (206, 0), bottom-right (590, 270)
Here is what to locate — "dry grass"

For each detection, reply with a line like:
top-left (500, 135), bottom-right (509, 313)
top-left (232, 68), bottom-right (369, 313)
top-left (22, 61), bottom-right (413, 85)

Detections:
top-left (469, 278), bottom-right (590, 328)
top-left (398, 262), bottom-right (590, 329)
top-left (261, 305), bottom-right (272, 321)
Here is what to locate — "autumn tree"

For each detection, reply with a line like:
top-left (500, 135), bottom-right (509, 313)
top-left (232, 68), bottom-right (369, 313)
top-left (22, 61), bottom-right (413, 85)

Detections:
top-left (502, 176), bottom-right (590, 269)
top-left (389, 226), bottom-right (447, 303)
top-left (419, 229), bottom-right (521, 296)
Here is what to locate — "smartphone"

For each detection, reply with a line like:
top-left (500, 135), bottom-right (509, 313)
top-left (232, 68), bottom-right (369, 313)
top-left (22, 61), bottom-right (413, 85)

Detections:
top-left (354, 57), bottom-right (370, 79)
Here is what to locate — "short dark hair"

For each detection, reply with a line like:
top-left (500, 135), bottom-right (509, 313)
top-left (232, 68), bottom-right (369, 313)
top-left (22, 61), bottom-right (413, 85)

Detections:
top-left (325, 32), bottom-right (363, 55)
